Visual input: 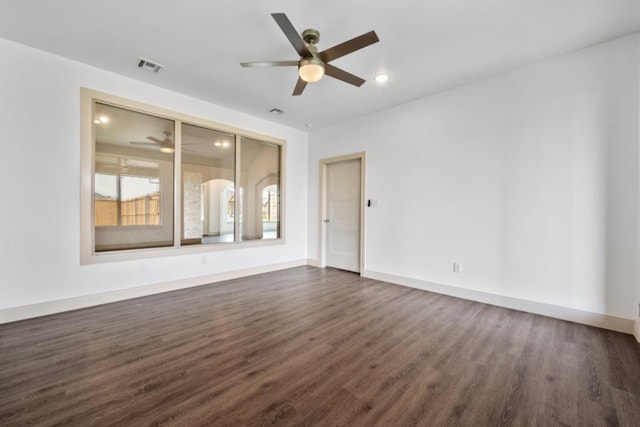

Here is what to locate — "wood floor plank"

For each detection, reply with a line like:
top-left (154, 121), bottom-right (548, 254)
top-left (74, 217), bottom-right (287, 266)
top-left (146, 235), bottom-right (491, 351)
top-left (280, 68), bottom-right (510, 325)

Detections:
top-left (1, 266), bottom-right (639, 426)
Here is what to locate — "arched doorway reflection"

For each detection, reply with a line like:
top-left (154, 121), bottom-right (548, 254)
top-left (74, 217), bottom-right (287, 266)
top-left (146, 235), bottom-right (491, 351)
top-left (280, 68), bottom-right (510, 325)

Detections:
top-left (201, 179), bottom-right (234, 243)
top-left (261, 184), bottom-right (279, 240)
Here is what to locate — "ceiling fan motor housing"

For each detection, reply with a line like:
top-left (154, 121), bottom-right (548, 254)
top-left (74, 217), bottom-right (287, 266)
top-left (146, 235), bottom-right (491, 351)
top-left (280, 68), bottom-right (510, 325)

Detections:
top-left (302, 29), bottom-right (320, 46)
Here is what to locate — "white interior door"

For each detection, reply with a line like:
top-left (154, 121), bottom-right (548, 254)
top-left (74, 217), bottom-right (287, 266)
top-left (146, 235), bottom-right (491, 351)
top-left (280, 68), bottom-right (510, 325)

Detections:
top-left (325, 158), bottom-right (361, 272)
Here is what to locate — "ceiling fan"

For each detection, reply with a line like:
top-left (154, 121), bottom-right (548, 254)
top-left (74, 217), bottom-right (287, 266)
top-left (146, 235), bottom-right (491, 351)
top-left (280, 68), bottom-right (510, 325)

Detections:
top-left (97, 156), bottom-right (130, 173)
top-left (241, 13), bottom-right (379, 96)
top-left (130, 130), bottom-right (175, 153)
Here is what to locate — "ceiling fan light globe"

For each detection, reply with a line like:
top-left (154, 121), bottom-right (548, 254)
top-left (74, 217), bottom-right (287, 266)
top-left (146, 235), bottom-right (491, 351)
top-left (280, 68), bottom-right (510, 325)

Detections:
top-left (160, 147), bottom-right (175, 154)
top-left (299, 58), bottom-right (325, 83)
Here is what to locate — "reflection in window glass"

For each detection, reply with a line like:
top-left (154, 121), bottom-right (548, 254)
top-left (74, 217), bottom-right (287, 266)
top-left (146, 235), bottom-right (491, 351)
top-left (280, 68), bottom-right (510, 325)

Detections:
top-left (93, 103), bottom-right (174, 252)
top-left (181, 124), bottom-right (235, 245)
top-left (95, 173), bottom-right (118, 226)
top-left (226, 190), bottom-right (235, 223)
top-left (95, 173), bottom-right (160, 226)
top-left (120, 176), bottom-right (160, 225)
top-left (262, 185), bottom-right (278, 222)
top-left (240, 138), bottom-right (280, 241)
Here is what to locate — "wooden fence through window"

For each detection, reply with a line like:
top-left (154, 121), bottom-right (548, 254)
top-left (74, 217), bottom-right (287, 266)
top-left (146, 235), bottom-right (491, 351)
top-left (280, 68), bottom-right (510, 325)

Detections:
top-left (95, 193), bottom-right (160, 226)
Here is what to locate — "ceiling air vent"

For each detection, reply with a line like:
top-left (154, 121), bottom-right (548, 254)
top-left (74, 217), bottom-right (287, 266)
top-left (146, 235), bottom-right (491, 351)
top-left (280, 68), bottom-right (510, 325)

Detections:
top-left (137, 57), bottom-right (164, 73)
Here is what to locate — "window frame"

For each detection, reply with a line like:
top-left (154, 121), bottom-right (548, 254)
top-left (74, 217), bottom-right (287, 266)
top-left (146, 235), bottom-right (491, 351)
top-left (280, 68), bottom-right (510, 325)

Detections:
top-left (80, 88), bottom-right (286, 264)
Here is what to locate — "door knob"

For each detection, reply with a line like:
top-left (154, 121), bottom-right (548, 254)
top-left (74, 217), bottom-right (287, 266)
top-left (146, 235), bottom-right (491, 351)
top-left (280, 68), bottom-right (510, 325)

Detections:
top-left (323, 219), bottom-right (330, 223)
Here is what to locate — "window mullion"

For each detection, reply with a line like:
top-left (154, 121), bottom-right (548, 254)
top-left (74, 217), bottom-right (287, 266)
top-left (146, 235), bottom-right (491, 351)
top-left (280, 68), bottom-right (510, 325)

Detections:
top-left (173, 121), bottom-right (182, 248)
top-left (116, 174), bottom-right (122, 226)
top-left (234, 135), bottom-right (241, 243)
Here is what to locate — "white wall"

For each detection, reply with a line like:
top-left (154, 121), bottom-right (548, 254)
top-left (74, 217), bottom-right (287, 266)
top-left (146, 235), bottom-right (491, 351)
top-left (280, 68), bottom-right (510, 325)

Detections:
top-left (0, 38), bottom-right (308, 314)
top-left (309, 34), bottom-right (639, 322)
top-left (3, 32), bottom-right (639, 332)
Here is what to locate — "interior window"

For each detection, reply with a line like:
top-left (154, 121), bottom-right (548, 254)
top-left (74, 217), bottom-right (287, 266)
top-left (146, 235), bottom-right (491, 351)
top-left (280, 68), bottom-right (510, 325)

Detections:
top-left (83, 89), bottom-right (284, 260)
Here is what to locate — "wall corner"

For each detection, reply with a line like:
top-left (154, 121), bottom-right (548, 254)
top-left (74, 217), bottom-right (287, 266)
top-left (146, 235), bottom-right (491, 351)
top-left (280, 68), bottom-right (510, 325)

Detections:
top-left (636, 33), bottom-right (640, 344)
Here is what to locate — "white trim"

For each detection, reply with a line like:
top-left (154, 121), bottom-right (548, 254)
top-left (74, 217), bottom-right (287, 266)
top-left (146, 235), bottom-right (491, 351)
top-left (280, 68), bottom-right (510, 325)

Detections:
top-left (635, 321), bottom-right (640, 343)
top-left (363, 269), bottom-right (635, 335)
top-left (0, 259), bottom-right (307, 324)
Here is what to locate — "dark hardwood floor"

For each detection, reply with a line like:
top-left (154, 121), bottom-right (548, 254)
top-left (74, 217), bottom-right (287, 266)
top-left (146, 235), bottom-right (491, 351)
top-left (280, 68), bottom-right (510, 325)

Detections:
top-left (1, 266), bottom-right (639, 426)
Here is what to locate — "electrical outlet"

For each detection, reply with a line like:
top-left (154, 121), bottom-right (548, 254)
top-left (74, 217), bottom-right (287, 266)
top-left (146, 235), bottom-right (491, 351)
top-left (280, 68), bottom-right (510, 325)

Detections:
top-left (453, 262), bottom-right (462, 273)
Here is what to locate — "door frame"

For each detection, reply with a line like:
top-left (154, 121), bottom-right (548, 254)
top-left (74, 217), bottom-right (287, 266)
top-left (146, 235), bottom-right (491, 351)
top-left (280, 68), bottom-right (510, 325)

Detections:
top-left (318, 152), bottom-right (366, 274)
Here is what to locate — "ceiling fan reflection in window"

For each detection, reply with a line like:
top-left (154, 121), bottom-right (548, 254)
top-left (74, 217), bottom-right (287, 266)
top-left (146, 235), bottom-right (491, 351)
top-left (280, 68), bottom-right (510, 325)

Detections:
top-left (97, 156), bottom-right (131, 173)
top-left (130, 130), bottom-right (175, 153)
top-left (96, 155), bottom-right (161, 175)
top-left (240, 13), bottom-right (379, 96)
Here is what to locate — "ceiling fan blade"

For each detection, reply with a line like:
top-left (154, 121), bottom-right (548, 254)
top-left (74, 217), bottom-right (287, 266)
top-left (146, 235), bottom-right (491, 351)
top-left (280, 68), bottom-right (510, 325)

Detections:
top-left (147, 136), bottom-right (167, 144)
top-left (292, 77), bottom-right (307, 96)
top-left (240, 60), bottom-right (298, 68)
top-left (320, 31), bottom-right (379, 63)
top-left (324, 64), bottom-right (366, 87)
top-left (130, 141), bottom-right (159, 146)
top-left (271, 13), bottom-right (312, 58)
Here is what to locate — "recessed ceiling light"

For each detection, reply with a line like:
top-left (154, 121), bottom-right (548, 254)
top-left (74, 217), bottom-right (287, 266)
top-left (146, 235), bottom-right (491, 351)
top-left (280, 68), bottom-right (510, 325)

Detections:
top-left (222, 141), bottom-right (230, 148)
top-left (214, 141), bottom-right (222, 147)
top-left (95, 115), bottom-right (109, 124)
top-left (374, 74), bottom-right (389, 83)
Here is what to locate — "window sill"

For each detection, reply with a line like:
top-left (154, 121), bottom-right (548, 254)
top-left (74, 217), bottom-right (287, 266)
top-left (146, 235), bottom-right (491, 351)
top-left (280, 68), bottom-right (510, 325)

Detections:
top-left (82, 237), bottom-right (286, 265)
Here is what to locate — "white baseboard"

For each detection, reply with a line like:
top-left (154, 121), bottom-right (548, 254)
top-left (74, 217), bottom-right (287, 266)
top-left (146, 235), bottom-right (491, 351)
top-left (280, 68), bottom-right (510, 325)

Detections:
top-left (363, 269), bottom-right (635, 335)
top-left (306, 258), bottom-right (321, 267)
top-left (5, 261), bottom-right (635, 338)
top-left (0, 259), bottom-right (308, 324)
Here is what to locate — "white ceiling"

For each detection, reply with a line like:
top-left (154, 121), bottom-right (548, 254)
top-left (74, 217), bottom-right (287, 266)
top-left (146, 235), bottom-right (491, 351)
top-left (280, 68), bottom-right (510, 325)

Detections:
top-left (1, 0), bottom-right (639, 130)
